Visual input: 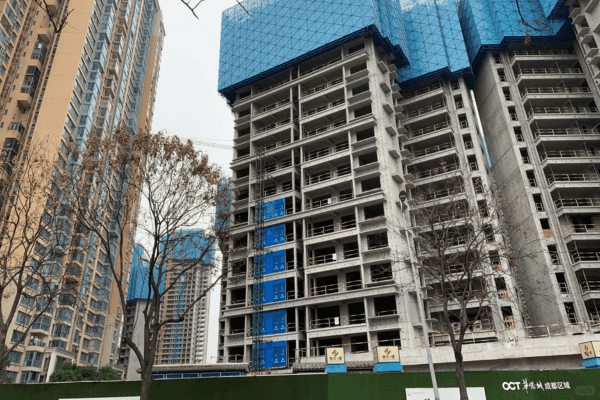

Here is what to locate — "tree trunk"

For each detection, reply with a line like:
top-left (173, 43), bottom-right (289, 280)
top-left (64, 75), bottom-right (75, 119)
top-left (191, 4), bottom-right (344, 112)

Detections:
top-left (139, 366), bottom-right (154, 400)
top-left (454, 349), bottom-right (469, 400)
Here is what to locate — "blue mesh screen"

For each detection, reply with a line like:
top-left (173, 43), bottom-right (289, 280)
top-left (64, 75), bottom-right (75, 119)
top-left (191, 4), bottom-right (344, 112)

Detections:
top-left (256, 198), bottom-right (286, 221)
top-left (218, 0), bottom-right (569, 101)
top-left (254, 249), bottom-right (286, 277)
top-left (256, 224), bottom-right (286, 248)
top-left (252, 341), bottom-right (287, 369)
top-left (254, 278), bottom-right (286, 304)
top-left (254, 309), bottom-right (287, 336)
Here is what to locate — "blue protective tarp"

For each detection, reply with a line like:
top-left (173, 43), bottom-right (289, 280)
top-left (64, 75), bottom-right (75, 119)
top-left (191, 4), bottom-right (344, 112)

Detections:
top-left (256, 198), bottom-right (286, 221)
top-left (253, 309), bottom-right (287, 336)
top-left (254, 250), bottom-right (286, 277)
top-left (256, 224), bottom-right (286, 248)
top-left (252, 341), bottom-right (287, 369)
top-left (254, 278), bottom-right (286, 305)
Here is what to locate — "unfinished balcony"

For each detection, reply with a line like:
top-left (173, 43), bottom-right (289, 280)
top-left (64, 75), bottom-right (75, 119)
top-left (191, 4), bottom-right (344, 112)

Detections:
top-left (554, 195), bottom-right (600, 217)
top-left (519, 85), bottom-right (593, 102)
top-left (358, 203), bottom-right (387, 235)
top-left (303, 163), bottom-right (352, 193)
top-left (398, 81), bottom-right (444, 105)
top-left (570, 245), bottom-right (600, 271)
top-left (427, 280), bottom-right (488, 313)
top-left (509, 49), bottom-right (577, 66)
top-left (306, 241), bottom-right (360, 273)
top-left (301, 115), bottom-right (348, 142)
top-left (405, 120), bottom-right (452, 145)
top-left (538, 146), bottom-right (600, 167)
top-left (300, 72), bottom-right (344, 101)
top-left (562, 215), bottom-right (600, 242)
top-left (305, 187), bottom-right (354, 213)
top-left (300, 95), bottom-right (345, 127)
top-left (353, 151), bottom-right (380, 181)
top-left (252, 181), bottom-right (299, 204)
top-left (409, 181), bottom-right (467, 209)
top-left (403, 100), bottom-right (449, 124)
top-left (302, 140), bottom-right (349, 168)
top-left (514, 62), bottom-right (585, 85)
top-left (308, 303), bottom-right (366, 338)
top-left (429, 310), bottom-right (499, 345)
top-left (409, 158), bottom-right (461, 187)
top-left (533, 125), bottom-right (600, 144)
top-left (308, 270), bottom-right (363, 298)
top-left (545, 164), bottom-right (600, 190)
top-left (305, 214), bottom-right (357, 246)
top-left (578, 274), bottom-right (600, 302)
top-left (252, 158), bottom-right (294, 182)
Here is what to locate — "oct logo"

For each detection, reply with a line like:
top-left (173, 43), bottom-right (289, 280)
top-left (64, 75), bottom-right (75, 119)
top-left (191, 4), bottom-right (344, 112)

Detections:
top-left (502, 382), bottom-right (521, 390)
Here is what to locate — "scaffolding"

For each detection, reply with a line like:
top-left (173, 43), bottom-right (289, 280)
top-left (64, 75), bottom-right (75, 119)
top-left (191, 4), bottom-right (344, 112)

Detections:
top-left (252, 144), bottom-right (267, 374)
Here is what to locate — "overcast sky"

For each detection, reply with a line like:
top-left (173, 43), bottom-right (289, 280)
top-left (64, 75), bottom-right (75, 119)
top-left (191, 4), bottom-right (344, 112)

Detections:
top-left (151, 0), bottom-right (239, 363)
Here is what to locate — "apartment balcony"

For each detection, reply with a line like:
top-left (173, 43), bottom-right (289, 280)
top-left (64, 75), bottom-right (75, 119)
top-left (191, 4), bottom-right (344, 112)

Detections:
top-left (427, 290), bottom-right (487, 313)
top-left (304, 165), bottom-right (352, 191)
top-left (305, 191), bottom-right (354, 212)
top-left (580, 281), bottom-right (600, 301)
top-left (302, 118), bottom-right (347, 141)
top-left (353, 161), bottom-right (380, 181)
top-left (107, 60), bottom-right (119, 76)
top-left (359, 215), bottom-right (387, 235)
top-left (403, 101), bottom-right (448, 123)
top-left (301, 98), bottom-right (345, 123)
top-left (252, 117), bottom-right (293, 138)
top-left (563, 223), bottom-right (600, 242)
top-left (303, 142), bottom-right (349, 166)
top-left (405, 121), bottom-right (452, 144)
top-left (309, 313), bottom-right (366, 332)
top-left (515, 67), bottom-right (584, 84)
top-left (252, 159), bottom-right (293, 181)
top-left (546, 172), bottom-right (600, 188)
top-left (253, 98), bottom-right (292, 119)
top-left (539, 149), bottom-right (600, 166)
top-left (509, 49), bottom-right (577, 65)
top-left (430, 319), bottom-right (499, 345)
top-left (251, 182), bottom-right (299, 203)
top-left (554, 198), bottom-right (600, 216)
top-left (526, 106), bottom-right (600, 121)
top-left (520, 86), bottom-right (593, 100)
top-left (301, 77), bottom-right (343, 99)
top-left (571, 248), bottom-right (600, 270)
top-left (309, 279), bottom-right (363, 298)
top-left (408, 141), bottom-right (457, 165)
top-left (307, 248), bottom-right (360, 268)
top-left (305, 219), bottom-right (357, 247)
top-left (398, 82), bottom-right (444, 104)
top-left (533, 127), bottom-right (600, 143)
top-left (300, 54), bottom-right (343, 78)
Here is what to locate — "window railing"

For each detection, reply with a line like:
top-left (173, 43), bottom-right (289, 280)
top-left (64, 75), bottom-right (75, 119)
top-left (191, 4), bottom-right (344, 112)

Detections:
top-left (307, 219), bottom-right (356, 238)
top-left (263, 137), bottom-right (292, 151)
top-left (408, 121), bottom-right (450, 139)
top-left (301, 77), bottom-right (343, 97)
top-left (527, 106), bottom-right (599, 117)
top-left (411, 141), bottom-right (455, 159)
top-left (554, 198), bottom-right (600, 209)
top-left (520, 86), bottom-right (591, 98)
top-left (566, 223), bottom-right (600, 234)
top-left (254, 98), bottom-right (291, 116)
top-left (306, 192), bottom-right (354, 210)
top-left (422, 186), bottom-right (465, 201)
top-left (302, 98), bottom-right (345, 118)
top-left (253, 118), bottom-right (292, 136)
top-left (310, 313), bottom-right (366, 329)
top-left (571, 249), bottom-right (600, 263)
top-left (310, 279), bottom-right (363, 296)
top-left (547, 173), bottom-right (600, 184)
top-left (304, 142), bottom-right (349, 161)
top-left (510, 49), bottom-right (575, 60)
top-left (515, 67), bottom-right (583, 77)
top-left (533, 127), bottom-right (600, 138)
top-left (406, 101), bottom-right (446, 118)
top-left (300, 55), bottom-right (342, 77)
top-left (400, 82), bottom-right (442, 101)
top-left (253, 159), bottom-right (293, 177)
top-left (308, 248), bottom-right (360, 266)
top-left (303, 119), bottom-right (347, 139)
top-left (413, 163), bottom-right (459, 180)
top-left (304, 166), bottom-right (351, 186)
top-left (540, 149), bottom-right (598, 160)
top-left (581, 281), bottom-right (600, 293)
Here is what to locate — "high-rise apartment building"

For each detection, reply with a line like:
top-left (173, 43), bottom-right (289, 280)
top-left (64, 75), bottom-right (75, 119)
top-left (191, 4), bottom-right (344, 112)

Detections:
top-left (2, 0), bottom-right (164, 383)
top-left (216, 0), bottom-right (598, 371)
top-left (119, 234), bottom-right (212, 380)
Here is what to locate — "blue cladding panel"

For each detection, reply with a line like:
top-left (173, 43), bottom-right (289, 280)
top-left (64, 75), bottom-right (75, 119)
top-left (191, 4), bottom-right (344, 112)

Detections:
top-left (256, 198), bottom-right (286, 221)
top-left (254, 250), bottom-right (286, 277)
top-left (218, 0), bottom-right (568, 101)
top-left (254, 278), bottom-right (286, 304)
top-left (252, 341), bottom-right (287, 369)
top-left (257, 224), bottom-right (286, 248)
top-left (254, 309), bottom-right (287, 336)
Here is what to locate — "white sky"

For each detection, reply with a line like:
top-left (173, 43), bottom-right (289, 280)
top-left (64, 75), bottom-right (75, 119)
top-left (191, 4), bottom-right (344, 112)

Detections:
top-left (151, 0), bottom-right (239, 363)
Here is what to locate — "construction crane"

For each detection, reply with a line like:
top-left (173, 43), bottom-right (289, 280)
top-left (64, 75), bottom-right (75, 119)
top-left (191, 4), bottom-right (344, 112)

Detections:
top-left (174, 136), bottom-right (233, 151)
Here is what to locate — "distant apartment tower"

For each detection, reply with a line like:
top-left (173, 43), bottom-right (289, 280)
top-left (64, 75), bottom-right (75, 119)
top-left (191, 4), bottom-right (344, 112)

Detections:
top-left (119, 233), bottom-right (212, 380)
top-left (215, 0), bottom-right (594, 371)
top-left (2, 0), bottom-right (164, 384)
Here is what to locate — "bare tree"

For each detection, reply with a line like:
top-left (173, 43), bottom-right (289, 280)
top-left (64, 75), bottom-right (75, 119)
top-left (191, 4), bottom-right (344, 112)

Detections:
top-left (0, 139), bottom-right (87, 383)
top-left (65, 127), bottom-right (231, 400)
top-left (33, 0), bottom-right (73, 34)
top-left (390, 174), bottom-right (550, 400)
top-left (180, 0), bottom-right (250, 19)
